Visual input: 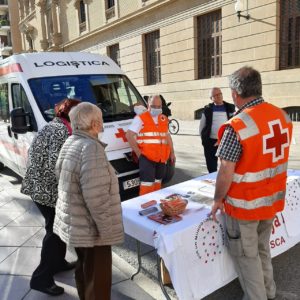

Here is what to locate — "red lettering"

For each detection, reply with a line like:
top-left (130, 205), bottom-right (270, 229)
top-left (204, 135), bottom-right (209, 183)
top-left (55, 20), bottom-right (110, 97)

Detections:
top-left (274, 215), bottom-right (281, 227)
top-left (270, 236), bottom-right (286, 249)
top-left (272, 215), bottom-right (282, 235)
top-left (270, 240), bottom-right (275, 249)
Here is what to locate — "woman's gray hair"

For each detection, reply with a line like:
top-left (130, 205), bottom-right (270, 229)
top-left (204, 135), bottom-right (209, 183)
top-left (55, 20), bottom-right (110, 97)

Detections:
top-left (228, 66), bottom-right (262, 98)
top-left (69, 102), bottom-right (102, 131)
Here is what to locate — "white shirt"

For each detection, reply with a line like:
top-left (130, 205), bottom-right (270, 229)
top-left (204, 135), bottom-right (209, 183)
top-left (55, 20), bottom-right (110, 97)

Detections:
top-left (210, 111), bottom-right (228, 139)
top-left (199, 110), bottom-right (228, 139)
top-left (128, 114), bottom-right (159, 134)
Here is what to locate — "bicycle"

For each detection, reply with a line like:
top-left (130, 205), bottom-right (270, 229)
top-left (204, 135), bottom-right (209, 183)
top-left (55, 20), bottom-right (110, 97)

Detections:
top-left (162, 98), bottom-right (179, 135)
top-left (168, 118), bottom-right (180, 135)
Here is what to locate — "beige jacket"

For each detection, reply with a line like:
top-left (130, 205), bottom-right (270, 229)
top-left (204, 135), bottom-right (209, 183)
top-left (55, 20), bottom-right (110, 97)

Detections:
top-left (53, 130), bottom-right (124, 248)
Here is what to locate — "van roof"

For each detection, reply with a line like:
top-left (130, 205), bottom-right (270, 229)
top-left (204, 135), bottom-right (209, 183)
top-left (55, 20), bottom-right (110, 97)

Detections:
top-left (0, 52), bottom-right (123, 79)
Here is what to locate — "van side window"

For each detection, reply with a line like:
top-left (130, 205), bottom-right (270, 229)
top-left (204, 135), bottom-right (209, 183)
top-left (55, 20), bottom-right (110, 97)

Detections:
top-left (0, 83), bottom-right (9, 123)
top-left (11, 84), bottom-right (37, 131)
top-left (116, 79), bottom-right (133, 106)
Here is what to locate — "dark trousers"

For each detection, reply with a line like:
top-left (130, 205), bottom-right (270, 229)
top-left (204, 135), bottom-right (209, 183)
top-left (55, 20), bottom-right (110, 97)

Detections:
top-left (75, 246), bottom-right (112, 300)
top-left (203, 138), bottom-right (218, 173)
top-left (139, 155), bottom-right (166, 182)
top-left (30, 202), bottom-right (67, 287)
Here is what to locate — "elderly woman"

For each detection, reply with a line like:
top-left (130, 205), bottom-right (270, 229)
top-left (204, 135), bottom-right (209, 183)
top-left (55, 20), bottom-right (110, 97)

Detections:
top-left (53, 102), bottom-right (124, 300)
top-left (21, 98), bottom-right (80, 296)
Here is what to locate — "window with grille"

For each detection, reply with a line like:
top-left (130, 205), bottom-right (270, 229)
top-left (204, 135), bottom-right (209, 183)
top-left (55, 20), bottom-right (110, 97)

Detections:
top-left (79, 0), bottom-right (86, 33)
top-left (197, 10), bottom-right (222, 79)
top-left (108, 44), bottom-right (120, 67)
top-left (145, 30), bottom-right (161, 85)
top-left (46, 5), bottom-right (53, 46)
top-left (280, 0), bottom-right (300, 69)
top-left (79, 1), bottom-right (86, 23)
top-left (105, 0), bottom-right (115, 19)
top-left (107, 0), bottom-right (115, 9)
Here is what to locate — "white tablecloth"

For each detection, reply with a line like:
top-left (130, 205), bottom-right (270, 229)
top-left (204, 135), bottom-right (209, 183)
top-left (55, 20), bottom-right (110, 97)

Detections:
top-left (122, 169), bottom-right (300, 300)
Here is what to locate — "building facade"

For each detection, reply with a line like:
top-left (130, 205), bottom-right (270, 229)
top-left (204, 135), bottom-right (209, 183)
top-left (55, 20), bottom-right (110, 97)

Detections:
top-left (0, 0), bottom-right (13, 58)
top-left (10, 0), bottom-right (300, 119)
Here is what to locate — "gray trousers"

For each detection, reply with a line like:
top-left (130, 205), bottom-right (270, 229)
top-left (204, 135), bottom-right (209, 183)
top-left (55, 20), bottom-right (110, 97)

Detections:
top-left (225, 214), bottom-right (276, 300)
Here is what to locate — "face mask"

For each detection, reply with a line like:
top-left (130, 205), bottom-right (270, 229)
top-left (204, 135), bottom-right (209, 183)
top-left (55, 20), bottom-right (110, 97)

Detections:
top-left (98, 131), bottom-right (103, 141)
top-left (134, 105), bottom-right (147, 115)
top-left (150, 108), bottom-right (162, 117)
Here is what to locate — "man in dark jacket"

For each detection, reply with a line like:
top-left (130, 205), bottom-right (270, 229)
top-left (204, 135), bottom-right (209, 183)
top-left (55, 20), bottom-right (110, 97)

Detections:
top-left (199, 87), bottom-right (235, 173)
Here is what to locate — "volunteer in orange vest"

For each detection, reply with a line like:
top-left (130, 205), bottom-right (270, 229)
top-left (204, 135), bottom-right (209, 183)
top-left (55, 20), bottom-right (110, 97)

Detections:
top-left (126, 95), bottom-right (175, 195)
top-left (211, 66), bottom-right (293, 300)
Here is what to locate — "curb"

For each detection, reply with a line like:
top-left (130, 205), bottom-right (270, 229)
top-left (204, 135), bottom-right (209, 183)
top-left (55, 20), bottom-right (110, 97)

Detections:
top-left (112, 252), bottom-right (177, 300)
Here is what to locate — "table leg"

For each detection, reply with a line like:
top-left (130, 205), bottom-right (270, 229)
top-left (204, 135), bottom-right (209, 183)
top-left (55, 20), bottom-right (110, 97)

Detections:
top-left (130, 240), bottom-right (171, 300)
top-left (157, 254), bottom-right (171, 300)
top-left (131, 239), bottom-right (142, 280)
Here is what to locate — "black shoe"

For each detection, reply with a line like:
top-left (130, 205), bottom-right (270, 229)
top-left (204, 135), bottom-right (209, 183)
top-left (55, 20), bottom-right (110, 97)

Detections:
top-left (30, 283), bottom-right (64, 296)
top-left (55, 261), bottom-right (77, 274)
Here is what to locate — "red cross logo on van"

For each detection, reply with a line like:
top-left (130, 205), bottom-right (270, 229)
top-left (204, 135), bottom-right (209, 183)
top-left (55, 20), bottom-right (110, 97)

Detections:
top-left (115, 128), bottom-right (127, 142)
top-left (263, 120), bottom-right (289, 162)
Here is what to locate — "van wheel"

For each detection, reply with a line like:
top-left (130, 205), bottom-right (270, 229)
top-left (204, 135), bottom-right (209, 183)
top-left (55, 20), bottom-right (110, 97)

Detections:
top-left (163, 159), bottom-right (175, 183)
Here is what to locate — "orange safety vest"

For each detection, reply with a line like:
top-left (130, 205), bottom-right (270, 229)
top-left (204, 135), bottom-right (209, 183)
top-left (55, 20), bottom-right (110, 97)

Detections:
top-left (218, 102), bottom-right (293, 221)
top-left (136, 111), bottom-right (171, 163)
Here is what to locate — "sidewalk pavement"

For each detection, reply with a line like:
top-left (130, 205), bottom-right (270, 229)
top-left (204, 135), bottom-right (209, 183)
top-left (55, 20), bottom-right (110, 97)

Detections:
top-left (0, 173), bottom-right (167, 300)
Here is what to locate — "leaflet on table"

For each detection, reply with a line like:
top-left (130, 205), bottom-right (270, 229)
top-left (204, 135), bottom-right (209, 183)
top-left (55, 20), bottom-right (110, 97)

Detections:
top-left (148, 212), bottom-right (182, 225)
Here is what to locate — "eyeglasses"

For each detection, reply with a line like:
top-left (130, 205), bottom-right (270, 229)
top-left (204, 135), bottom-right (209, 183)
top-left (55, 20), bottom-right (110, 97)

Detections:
top-left (211, 93), bottom-right (222, 98)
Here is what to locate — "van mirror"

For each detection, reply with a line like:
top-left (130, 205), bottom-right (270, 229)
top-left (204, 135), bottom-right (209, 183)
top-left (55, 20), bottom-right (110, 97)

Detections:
top-left (10, 108), bottom-right (31, 134)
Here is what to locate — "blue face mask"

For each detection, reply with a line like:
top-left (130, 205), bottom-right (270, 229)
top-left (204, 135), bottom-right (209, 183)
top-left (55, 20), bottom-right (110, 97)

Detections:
top-left (150, 108), bottom-right (162, 116)
top-left (134, 105), bottom-right (147, 115)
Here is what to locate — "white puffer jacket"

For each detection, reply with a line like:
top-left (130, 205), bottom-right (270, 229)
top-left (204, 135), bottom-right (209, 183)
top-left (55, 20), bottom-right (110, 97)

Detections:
top-left (53, 130), bottom-right (124, 248)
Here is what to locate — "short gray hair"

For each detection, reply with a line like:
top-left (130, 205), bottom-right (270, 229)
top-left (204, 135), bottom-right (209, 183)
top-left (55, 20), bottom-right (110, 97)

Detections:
top-left (209, 87), bottom-right (221, 98)
top-left (69, 102), bottom-right (102, 131)
top-left (228, 66), bottom-right (262, 98)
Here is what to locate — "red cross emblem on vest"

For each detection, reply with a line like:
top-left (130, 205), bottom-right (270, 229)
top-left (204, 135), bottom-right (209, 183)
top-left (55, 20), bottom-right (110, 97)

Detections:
top-left (115, 128), bottom-right (127, 142)
top-left (263, 119), bottom-right (289, 163)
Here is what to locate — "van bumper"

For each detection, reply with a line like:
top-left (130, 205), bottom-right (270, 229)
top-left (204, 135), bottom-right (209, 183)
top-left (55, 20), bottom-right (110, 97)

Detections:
top-left (118, 172), bottom-right (140, 201)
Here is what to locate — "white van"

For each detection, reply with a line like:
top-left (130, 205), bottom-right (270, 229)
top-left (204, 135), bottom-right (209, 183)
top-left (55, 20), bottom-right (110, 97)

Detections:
top-left (0, 52), bottom-right (174, 200)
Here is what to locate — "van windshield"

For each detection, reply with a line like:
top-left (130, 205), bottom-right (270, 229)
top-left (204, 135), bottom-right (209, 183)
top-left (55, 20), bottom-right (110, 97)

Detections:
top-left (28, 74), bottom-right (146, 122)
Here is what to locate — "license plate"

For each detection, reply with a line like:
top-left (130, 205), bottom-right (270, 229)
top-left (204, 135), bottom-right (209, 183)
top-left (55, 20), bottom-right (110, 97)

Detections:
top-left (123, 178), bottom-right (140, 190)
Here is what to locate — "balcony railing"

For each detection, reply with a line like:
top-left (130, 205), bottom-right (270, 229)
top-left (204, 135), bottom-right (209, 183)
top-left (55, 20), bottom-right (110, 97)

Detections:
top-left (0, 19), bottom-right (10, 27)
top-left (0, 0), bottom-right (8, 5)
top-left (105, 6), bottom-right (115, 20)
top-left (79, 21), bottom-right (86, 33)
top-left (0, 42), bottom-right (12, 49)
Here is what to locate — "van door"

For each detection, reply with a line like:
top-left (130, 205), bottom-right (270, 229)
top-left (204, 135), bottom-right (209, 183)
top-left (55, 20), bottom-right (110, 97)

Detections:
top-left (0, 82), bottom-right (20, 174)
top-left (11, 83), bottom-right (37, 176)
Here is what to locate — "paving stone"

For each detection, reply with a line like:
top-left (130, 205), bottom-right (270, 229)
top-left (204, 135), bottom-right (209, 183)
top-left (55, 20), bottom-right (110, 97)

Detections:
top-left (0, 226), bottom-right (41, 247)
top-left (0, 247), bottom-right (40, 275)
top-left (0, 275), bottom-right (31, 300)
